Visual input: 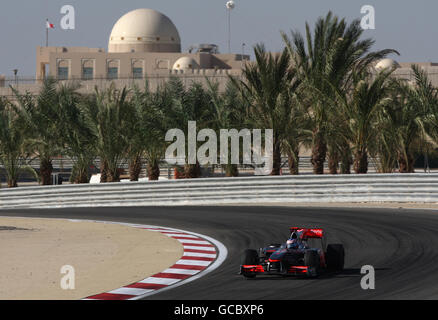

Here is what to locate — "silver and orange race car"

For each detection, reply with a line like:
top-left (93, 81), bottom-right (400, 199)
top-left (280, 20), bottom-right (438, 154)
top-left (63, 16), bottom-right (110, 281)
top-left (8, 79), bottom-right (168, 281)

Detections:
top-left (240, 228), bottom-right (345, 278)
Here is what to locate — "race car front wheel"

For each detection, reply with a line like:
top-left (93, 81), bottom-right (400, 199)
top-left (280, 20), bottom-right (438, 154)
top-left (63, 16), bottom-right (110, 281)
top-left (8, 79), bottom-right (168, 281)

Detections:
top-left (241, 249), bottom-right (259, 279)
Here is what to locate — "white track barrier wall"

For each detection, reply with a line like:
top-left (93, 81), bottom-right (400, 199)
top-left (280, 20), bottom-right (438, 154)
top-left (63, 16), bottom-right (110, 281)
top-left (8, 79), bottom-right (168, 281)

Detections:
top-left (1, 173), bottom-right (438, 209)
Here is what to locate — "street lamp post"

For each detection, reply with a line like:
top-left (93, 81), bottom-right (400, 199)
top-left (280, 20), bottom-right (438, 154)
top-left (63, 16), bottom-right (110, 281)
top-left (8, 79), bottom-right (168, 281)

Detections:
top-left (13, 69), bottom-right (18, 87)
top-left (226, 1), bottom-right (235, 54)
top-left (242, 43), bottom-right (246, 68)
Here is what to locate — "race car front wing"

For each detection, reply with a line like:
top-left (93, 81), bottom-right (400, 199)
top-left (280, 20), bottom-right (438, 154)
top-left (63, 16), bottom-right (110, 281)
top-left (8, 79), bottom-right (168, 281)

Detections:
top-left (240, 265), bottom-right (309, 275)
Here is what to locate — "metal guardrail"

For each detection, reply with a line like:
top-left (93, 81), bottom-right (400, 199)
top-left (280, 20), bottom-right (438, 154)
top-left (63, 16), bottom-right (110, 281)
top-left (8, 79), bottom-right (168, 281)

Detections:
top-left (0, 173), bottom-right (438, 209)
top-left (0, 156), bottom-right (383, 175)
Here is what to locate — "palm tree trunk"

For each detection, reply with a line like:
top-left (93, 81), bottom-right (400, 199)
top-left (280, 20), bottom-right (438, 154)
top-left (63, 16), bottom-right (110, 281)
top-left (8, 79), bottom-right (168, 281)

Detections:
top-left (311, 131), bottom-right (327, 175)
top-left (354, 150), bottom-right (368, 174)
top-left (7, 179), bottom-right (17, 188)
top-left (184, 163), bottom-right (201, 179)
top-left (5, 158), bottom-right (19, 188)
top-left (129, 154), bottom-right (143, 181)
top-left (223, 149), bottom-right (239, 177)
top-left (327, 151), bottom-right (339, 175)
top-left (225, 164), bottom-right (239, 177)
top-left (408, 154), bottom-right (415, 173)
top-left (287, 148), bottom-right (299, 175)
top-left (40, 158), bottom-right (53, 185)
top-left (340, 144), bottom-right (352, 174)
top-left (100, 159), bottom-right (108, 183)
top-left (71, 160), bottom-right (91, 184)
top-left (379, 154), bottom-right (396, 173)
top-left (340, 158), bottom-right (352, 174)
top-left (270, 140), bottom-right (282, 176)
top-left (76, 169), bottom-right (89, 184)
top-left (147, 162), bottom-right (160, 181)
top-left (106, 166), bottom-right (120, 182)
top-left (398, 155), bottom-right (408, 173)
top-left (398, 152), bottom-right (415, 173)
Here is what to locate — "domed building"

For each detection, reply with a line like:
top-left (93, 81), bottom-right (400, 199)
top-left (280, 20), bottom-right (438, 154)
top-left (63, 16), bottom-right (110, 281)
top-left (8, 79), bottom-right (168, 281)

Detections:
top-left (2, 8), bottom-right (438, 98)
top-left (108, 9), bottom-right (181, 53)
top-left (173, 57), bottom-right (200, 71)
top-left (375, 58), bottom-right (401, 71)
top-left (34, 8), bottom-right (248, 90)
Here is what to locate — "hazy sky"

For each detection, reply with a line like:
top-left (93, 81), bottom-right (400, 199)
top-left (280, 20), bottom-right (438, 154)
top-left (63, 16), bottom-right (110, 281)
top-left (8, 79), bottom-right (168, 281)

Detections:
top-left (1, 0), bottom-right (437, 77)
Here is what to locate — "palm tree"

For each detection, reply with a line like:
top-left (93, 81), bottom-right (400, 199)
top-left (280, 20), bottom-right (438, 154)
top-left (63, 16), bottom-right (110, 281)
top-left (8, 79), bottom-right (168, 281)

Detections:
top-left (205, 79), bottom-right (245, 177)
top-left (182, 82), bottom-right (213, 178)
top-left (282, 11), bottom-right (398, 174)
top-left (56, 83), bottom-right (96, 183)
top-left (0, 97), bottom-right (30, 187)
top-left (335, 70), bottom-right (394, 174)
top-left (81, 84), bottom-right (131, 182)
top-left (125, 84), bottom-right (149, 181)
top-left (143, 95), bottom-right (168, 181)
top-left (325, 111), bottom-right (351, 174)
top-left (129, 81), bottom-right (175, 181)
top-left (12, 78), bottom-right (64, 185)
top-left (231, 44), bottom-right (299, 175)
top-left (371, 106), bottom-right (399, 173)
top-left (386, 65), bottom-right (437, 173)
top-left (280, 87), bottom-right (311, 175)
top-left (162, 78), bottom-right (212, 178)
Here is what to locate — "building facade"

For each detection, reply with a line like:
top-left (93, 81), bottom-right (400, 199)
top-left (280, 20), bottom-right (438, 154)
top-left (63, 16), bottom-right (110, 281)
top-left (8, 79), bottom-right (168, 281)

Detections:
top-left (1, 8), bottom-right (248, 97)
top-left (1, 8), bottom-right (438, 98)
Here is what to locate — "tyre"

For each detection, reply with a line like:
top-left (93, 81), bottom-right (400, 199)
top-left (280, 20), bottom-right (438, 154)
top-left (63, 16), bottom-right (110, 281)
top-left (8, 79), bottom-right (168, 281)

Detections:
top-left (304, 250), bottom-right (320, 277)
top-left (326, 244), bottom-right (345, 271)
top-left (241, 249), bottom-right (259, 279)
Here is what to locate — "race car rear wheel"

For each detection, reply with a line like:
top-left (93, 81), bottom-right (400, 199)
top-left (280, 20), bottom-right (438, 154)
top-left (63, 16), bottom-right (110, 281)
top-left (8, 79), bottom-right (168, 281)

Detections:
top-left (241, 249), bottom-right (259, 279)
top-left (326, 244), bottom-right (345, 271)
top-left (304, 250), bottom-right (320, 277)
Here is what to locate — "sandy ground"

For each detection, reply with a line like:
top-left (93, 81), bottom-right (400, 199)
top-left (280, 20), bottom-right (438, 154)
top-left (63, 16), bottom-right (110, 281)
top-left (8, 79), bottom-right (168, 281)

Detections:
top-left (0, 217), bottom-right (183, 300)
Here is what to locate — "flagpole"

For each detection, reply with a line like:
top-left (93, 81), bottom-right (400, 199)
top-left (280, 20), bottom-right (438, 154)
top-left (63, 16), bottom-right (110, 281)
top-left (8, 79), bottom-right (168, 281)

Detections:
top-left (46, 19), bottom-right (49, 47)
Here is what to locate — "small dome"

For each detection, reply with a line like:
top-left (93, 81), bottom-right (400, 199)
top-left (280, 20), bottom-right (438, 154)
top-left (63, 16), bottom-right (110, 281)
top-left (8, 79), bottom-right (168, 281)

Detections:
top-left (173, 57), bottom-right (199, 70)
top-left (108, 9), bottom-right (181, 53)
top-left (375, 59), bottom-right (400, 71)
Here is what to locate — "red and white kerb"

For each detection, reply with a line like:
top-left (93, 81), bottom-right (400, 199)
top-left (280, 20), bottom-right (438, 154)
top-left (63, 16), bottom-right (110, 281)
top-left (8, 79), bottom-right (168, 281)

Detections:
top-left (84, 226), bottom-right (219, 300)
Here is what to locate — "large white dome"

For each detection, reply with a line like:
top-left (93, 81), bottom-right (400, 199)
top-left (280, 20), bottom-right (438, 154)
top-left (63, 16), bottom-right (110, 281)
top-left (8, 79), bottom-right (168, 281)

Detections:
top-left (108, 9), bottom-right (181, 53)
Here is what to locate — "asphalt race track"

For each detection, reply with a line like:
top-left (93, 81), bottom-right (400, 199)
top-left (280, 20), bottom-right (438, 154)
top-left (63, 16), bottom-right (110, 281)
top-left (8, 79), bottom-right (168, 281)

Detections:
top-left (1, 206), bottom-right (438, 300)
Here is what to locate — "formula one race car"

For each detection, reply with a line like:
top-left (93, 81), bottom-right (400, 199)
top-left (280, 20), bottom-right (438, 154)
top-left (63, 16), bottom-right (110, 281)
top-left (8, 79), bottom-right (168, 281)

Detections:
top-left (240, 228), bottom-right (345, 278)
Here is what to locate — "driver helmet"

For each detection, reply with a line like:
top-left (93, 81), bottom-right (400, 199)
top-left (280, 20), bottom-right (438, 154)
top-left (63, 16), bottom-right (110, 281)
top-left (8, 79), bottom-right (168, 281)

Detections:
top-left (287, 233), bottom-right (299, 249)
top-left (287, 232), bottom-right (301, 249)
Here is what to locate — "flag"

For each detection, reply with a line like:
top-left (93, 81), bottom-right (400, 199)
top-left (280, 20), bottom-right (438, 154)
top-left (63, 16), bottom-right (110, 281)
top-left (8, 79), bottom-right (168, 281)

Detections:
top-left (46, 20), bottom-right (54, 47)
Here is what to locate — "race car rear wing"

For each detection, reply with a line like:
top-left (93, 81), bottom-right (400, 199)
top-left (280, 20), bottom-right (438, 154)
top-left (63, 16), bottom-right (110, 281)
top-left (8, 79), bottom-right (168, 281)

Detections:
top-left (290, 228), bottom-right (324, 239)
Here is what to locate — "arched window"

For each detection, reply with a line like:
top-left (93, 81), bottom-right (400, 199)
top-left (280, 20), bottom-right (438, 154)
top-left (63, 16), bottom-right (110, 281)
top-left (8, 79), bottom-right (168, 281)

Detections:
top-left (57, 60), bottom-right (70, 80)
top-left (107, 60), bottom-right (119, 80)
top-left (132, 59), bottom-right (144, 79)
top-left (82, 60), bottom-right (94, 80)
top-left (156, 59), bottom-right (170, 70)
